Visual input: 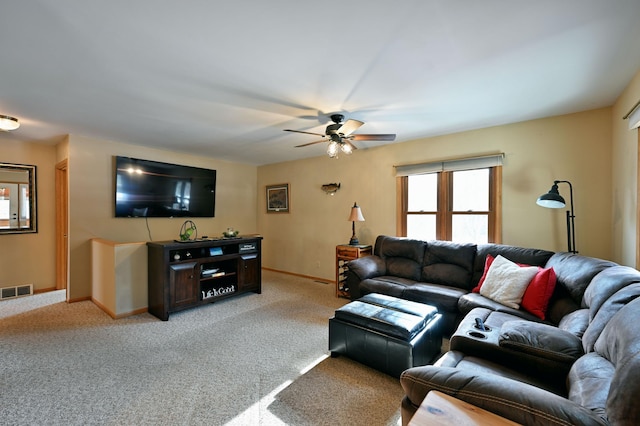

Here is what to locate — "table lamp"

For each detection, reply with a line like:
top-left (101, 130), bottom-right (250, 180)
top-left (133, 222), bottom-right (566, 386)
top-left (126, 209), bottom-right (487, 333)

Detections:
top-left (348, 202), bottom-right (365, 245)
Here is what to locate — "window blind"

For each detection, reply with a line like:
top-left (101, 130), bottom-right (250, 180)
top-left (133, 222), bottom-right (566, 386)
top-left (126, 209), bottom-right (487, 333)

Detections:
top-left (394, 154), bottom-right (504, 176)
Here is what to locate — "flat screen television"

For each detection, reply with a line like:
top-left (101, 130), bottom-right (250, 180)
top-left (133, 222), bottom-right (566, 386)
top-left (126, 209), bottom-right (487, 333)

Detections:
top-left (114, 156), bottom-right (216, 218)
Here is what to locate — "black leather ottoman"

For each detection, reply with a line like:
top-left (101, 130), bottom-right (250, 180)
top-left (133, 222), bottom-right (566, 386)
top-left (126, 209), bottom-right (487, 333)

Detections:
top-left (328, 293), bottom-right (442, 377)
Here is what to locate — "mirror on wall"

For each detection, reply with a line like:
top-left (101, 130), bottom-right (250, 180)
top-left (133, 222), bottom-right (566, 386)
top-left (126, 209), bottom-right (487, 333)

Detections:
top-left (0, 163), bottom-right (37, 234)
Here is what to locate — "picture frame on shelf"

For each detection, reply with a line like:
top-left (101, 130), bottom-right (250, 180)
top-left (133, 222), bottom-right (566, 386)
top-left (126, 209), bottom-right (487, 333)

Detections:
top-left (266, 183), bottom-right (289, 213)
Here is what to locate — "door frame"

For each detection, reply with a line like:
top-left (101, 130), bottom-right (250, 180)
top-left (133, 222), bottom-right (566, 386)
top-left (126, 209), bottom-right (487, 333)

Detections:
top-left (55, 160), bottom-right (68, 296)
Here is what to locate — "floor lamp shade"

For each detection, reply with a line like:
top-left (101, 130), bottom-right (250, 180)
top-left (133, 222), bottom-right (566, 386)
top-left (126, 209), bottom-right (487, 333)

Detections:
top-left (537, 180), bottom-right (577, 253)
top-left (348, 202), bottom-right (365, 245)
top-left (536, 183), bottom-right (566, 208)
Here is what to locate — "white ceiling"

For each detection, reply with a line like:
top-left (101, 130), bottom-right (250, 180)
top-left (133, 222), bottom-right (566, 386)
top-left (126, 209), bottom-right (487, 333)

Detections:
top-left (1, 1), bottom-right (640, 165)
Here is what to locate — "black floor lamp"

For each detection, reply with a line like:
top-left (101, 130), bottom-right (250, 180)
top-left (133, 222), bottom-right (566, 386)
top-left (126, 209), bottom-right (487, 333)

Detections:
top-left (536, 180), bottom-right (577, 254)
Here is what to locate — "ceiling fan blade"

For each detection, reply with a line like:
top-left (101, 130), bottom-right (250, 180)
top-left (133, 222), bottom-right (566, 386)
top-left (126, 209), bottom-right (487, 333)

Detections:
top-left (284, 129), bottom-right (326, 137)
top-left (350, 133), bottom-right (396, 141)
top-left (337, 119), bottom-right (364, 136)
top-left (295, 139), bottom-right (327, 148)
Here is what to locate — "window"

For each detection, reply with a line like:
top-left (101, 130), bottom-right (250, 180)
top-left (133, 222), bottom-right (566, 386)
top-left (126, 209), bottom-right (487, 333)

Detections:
top-left (396, 155), bottom-right (502, 244)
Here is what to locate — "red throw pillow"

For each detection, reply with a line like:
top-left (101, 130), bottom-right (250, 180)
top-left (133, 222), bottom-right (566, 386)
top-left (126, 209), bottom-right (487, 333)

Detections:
top-left (472, 254), bottom-right (495, 293)
top-left (520, 267), bottom-right (557, 320)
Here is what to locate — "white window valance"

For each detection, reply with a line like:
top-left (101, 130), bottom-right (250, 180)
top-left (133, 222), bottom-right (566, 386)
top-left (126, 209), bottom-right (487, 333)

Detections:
top-left (394, 153), bottom-right (504, 177)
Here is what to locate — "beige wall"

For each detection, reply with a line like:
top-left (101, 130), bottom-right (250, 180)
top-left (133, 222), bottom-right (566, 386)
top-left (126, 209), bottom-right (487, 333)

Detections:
top-left (0, 138), bottom-right (57, 292)
top-left (66, 135), bottom-right (258, 301)
top-left (612, 69), bottom-right (640, 267)
top-left (91, 238), bottom-right (147, 317)
top-left (258, 108), bottom-right (613, 282)
top-left (4, 73), bottom-right (639, 299)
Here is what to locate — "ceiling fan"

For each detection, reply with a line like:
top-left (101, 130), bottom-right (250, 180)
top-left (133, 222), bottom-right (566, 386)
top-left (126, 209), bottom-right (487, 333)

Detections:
top-left (284, 114), bottom-right (396, 158)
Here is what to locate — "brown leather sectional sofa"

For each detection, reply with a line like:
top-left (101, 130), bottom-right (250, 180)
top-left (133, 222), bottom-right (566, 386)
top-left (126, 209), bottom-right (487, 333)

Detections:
top-left (345, 235), bottom-right (640, 425)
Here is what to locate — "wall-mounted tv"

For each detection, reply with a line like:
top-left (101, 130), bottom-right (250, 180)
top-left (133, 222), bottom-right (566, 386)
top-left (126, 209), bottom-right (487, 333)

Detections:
top-left (114, 156), bottom-right (216, 218)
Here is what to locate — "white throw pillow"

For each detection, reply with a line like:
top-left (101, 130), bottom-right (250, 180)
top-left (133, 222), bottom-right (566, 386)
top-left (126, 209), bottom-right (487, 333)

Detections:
top-left (479, 255), bottom-right (539, 309)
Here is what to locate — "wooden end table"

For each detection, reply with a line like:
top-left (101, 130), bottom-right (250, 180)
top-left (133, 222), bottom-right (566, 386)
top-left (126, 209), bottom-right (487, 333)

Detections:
top-left (335, 244), bottom-right (372, 298)
top-left (408, 391), bottom-right (520, 425)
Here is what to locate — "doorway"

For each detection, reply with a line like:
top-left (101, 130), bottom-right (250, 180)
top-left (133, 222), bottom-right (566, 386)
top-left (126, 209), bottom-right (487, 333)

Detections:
top-left (55, 160), bottom-right (68, 298)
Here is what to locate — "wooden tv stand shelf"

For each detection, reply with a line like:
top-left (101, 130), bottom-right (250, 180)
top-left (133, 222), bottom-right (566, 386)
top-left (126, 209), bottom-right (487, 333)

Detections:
top-left (147, 236), bottom-right (262, 320)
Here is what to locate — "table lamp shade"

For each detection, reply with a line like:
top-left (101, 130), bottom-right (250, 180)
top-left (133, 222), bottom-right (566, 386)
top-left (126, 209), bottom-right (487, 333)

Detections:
top-left (348, 204), bottom-right (365, 222)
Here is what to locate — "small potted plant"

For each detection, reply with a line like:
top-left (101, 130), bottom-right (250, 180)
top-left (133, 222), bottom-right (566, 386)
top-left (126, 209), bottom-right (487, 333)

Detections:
top-left (222, 227), bottom-right (239, 238)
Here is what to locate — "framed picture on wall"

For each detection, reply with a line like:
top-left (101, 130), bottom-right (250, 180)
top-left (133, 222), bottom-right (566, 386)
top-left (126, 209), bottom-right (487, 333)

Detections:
top-left (266, 183), bottom-right (289, 213)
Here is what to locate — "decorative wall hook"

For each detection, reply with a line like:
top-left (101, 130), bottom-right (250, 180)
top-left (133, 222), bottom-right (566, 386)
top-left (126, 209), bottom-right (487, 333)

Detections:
top-left (321, 183), bottom-right (341, 195)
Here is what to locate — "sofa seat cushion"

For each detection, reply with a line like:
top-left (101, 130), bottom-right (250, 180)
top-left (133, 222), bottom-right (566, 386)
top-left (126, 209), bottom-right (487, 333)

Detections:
top-left (401, 283), bottom-right (468, 312)
top-left (557, 308), bottom-right (589, 338)
top-left (359, 276), bottom-right (418, 298)
top-left (499, 320), bottom-right (584, 364)
top-left (457, 292), bottom-right (542, 322)
top-left (458, 307), bottom-right (519, 330)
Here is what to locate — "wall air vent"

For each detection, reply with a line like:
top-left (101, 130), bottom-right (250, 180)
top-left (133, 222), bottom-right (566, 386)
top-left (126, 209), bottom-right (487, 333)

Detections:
top-left (0, 284), bottom-right (33, 300)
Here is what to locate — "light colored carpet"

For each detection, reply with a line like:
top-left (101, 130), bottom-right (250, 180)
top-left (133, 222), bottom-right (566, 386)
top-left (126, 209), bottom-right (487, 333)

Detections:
top-left (0, 271), bottom-right (404, 425)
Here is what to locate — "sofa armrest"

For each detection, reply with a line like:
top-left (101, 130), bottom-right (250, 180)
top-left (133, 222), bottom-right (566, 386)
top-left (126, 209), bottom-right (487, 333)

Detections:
top-left (347, 255), bottom-right (386, 280)
top-left (345, 256), bottom-right (387, 300)
top-left (499, 320), bottom-right (584, 364)
top-left (400, 366), bottom-right (603, 426)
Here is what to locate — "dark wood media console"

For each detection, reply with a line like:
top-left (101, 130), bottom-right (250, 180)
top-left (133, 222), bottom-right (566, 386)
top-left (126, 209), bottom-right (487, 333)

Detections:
top-left (147, 236), bottom-right (262, 320)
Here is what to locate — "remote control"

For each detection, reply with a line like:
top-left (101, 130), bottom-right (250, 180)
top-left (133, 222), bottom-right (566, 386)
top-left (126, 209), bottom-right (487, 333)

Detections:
top-left (475, 317), bottom-right (486, 331)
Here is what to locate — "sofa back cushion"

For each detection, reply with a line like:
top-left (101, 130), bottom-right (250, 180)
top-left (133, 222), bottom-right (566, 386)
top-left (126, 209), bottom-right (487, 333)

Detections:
top-left (567, 297), bottom-right (640, 423)
top-left (421, 240), bottom-right (476, 289)
top-left (582, 283), bottom-right (640, 353)
top-left (594, 297), bottom-right (640, 424)
top-left (374, 235), bottom-right (426, 281)
top-left (582, 265), bottom-right (640, 319)
top-left (545, 253), bottom-right (617, 308)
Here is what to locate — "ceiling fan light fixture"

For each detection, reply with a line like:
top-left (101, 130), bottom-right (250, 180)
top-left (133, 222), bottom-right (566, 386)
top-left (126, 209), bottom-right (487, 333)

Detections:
top-left (0, 115), bottom-right (20, 131)
top-left (327, 141), bottom-right (339, 158)
top-left (341, 142), bottom-right (353, 155)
